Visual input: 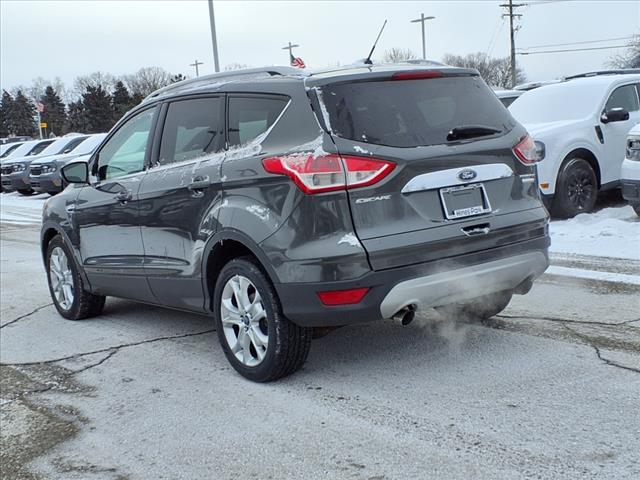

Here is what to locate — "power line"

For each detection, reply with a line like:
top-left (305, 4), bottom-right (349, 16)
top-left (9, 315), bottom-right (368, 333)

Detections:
top-left (521, 36), bottom-right (635, 50)
top-left (518, 45), bottom-right (627, 55)
top-left (526, 0), bottom-right (580, 5)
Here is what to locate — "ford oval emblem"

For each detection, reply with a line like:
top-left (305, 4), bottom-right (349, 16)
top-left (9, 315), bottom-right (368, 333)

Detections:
top-left (458, 169), bottom-right (477, 181)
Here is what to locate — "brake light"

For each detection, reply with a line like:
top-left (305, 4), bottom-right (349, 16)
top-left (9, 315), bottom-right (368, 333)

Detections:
top-left (317, 287), bottom-right (370, 306)
top-left (262, 154), bottom-right (395, 194)
top-left (513, 135), bottom-right (540, 165)
top-left (392, 71), bottom-right (443, 81)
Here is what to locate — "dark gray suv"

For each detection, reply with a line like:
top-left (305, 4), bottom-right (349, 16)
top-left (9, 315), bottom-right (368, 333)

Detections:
top-left (42, 65), bottom-right (549, 381)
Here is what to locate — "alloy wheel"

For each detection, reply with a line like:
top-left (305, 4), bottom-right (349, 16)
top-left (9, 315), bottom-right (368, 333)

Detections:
top-left (566, 168), bottom-right (595, 211)
top-left (220, 274), bottom-right (269, 367)
top-left (49, 246), bottom-right (75, 310)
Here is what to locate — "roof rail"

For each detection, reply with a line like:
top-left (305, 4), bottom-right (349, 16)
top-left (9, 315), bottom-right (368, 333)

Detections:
top-left (144, 66), bottom-right (306, 101)
top-left (564, 69), bottom-right (640, 80)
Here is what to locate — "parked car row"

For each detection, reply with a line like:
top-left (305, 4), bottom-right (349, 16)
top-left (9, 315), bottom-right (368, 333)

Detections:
top-left (0, 133), bottom-right (106, 195)
top-left (497, 69), bottom-right (640, 217)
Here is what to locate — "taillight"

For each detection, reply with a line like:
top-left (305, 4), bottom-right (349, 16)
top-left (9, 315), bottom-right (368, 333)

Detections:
top-left (262, 154), bottom-right (395, 194)
top-left (392, 71), bottom-right (443, 81)
top-left (317, 287), bottom-right (370, 306)
top-left (513, 135), bottom-right (540, 165)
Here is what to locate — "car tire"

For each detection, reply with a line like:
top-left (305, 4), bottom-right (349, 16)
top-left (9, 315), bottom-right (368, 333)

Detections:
top-left (46, 235), bottom-right (106, 320)
top-left (437, 290), bottom-right (513, 322)
top-left (17, 188), bottom-right (34, 196)
top-left (552, 158), bottom-right (598, 218)
top-left (213, 256), bottom-right (312, 382)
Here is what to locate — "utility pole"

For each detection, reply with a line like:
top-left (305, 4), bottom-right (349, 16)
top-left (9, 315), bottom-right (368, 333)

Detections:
top-left (190, 60), bottom-right (204, 77)
top-left (208, 0), bottom-right (220, 72)
top-left (410, 13), bottom-right (435, 60)
top-left (500, 0), bottom-right (524, 88)
top-left (282, 41), bottom-right (300, 64)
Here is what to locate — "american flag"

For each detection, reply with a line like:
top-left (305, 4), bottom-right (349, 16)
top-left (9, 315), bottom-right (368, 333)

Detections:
top-left (290, 52), bottom-right (306, 69)
top-left (35, 102), bottom-right (45, 113)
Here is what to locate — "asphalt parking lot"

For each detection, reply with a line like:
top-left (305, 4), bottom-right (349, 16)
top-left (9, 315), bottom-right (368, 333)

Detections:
top-left (1, 211), bottom-right (640, 479)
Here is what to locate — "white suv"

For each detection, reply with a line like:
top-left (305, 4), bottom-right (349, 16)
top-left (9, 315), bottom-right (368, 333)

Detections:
top-left (510, 71), bottom-right (640, 217)
top-left (622, 123), bottom-right (640, 216)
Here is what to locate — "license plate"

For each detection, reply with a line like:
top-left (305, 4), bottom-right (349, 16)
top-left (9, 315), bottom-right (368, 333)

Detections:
top-left (439, 183), bottom-right (491, 220)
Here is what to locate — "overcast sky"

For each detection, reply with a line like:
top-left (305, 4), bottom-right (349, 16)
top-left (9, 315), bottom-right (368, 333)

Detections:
top-left (1, 0), bottom-right (638, 94)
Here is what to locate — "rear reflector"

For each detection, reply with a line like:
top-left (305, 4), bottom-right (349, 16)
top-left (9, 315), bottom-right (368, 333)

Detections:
top-left (317, 287), bottom-right (370, 306)
top-left (513, 135), bottom-right (540, 165)
top-left (262, 154), bottom-right (395, 194)
top-left (392, 71), bottom-right (443, 81)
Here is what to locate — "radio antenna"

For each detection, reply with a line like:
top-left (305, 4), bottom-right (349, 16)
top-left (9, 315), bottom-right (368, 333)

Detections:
top-left (364, 20), bottom-right (387, 65)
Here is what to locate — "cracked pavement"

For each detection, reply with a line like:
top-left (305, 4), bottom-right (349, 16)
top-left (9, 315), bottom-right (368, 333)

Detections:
top-left (1, 223), bottom-right (639, 480)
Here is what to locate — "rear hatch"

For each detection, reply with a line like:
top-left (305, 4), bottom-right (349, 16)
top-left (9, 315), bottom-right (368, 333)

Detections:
top-left (310, 69), bottom-right (545, 270)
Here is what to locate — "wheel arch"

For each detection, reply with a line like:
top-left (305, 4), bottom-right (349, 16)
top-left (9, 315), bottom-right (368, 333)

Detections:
top-left (41, 222), bottom-right (93, 291)
top-left (201, 229), bottom-right (280, 312)
top-left (557, 148), bottom-right (601, 189)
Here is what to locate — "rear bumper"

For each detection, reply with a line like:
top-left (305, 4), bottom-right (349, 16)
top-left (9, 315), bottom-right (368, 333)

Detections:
top-left (276, 235), bottom-right (549, 327)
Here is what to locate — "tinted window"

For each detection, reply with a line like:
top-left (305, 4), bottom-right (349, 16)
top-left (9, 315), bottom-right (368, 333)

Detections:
top-left (321, 76), bottom-right (515, 148)
top-left (96, 108), bottom-right (156, 180)
top-left (28, 140), bottom-right (54, 156)
top-left (60, 136), bottom-right (88, 154)
top-left (499, 96), bottom-right (518, 108)
top-left (605, 84), bottom-right (639, 112)
top-left (159, 97), bottom-right (223, 165)
top-left (0, 143), bottom-right (21, 158)
top-left (228, 96), bottom-right (288, 147)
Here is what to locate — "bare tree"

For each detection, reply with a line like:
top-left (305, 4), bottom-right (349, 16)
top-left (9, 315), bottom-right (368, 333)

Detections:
top-left (122, 67), bottom-right (173, 98)
top-left (609, 35), bottom-right (640, 69)
top-left (25, 77), bottom-right (67, 103)
top-left (73, 72), bottom-right (117, 98)
top-left (383, 48), bottom-right (418, 63)
top-left (441, 52), bottom-right (526, 88)
top-left (224, 63), bottom-right (251, 71)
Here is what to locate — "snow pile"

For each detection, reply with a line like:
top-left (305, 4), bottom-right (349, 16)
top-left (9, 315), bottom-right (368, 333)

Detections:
top-left (0, 192), bottom-right (47, 225)
top-left (549, 205), bottom-right (640, 260)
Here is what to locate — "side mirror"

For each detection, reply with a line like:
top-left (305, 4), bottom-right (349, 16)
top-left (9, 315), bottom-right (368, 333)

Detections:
top-left (601, 107), bottom-right (630, 124)
top-left (61, 161), bottom-right (89, 184)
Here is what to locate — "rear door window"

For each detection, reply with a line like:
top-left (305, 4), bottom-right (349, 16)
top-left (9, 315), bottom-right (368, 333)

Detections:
top-left (320, 76), bottom-right (515, 148)
top-left (228, 96), bottom-right (289, 147)
top-left (159, 97), bottom-right (224, 165)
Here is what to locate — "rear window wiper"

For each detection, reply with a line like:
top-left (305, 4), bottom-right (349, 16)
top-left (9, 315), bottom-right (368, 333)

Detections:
top-left (446, 125), bottom-right (502, 142)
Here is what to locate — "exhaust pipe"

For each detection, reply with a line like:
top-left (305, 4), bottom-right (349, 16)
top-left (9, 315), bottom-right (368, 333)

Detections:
top-left (392, 305), bottom-right (416, 326)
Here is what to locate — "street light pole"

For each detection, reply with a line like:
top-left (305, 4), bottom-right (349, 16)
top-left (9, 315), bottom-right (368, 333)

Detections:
top-left (410, 13), bottom-right (435, 59)
top-left (208, 0), bottom-right (220, 72)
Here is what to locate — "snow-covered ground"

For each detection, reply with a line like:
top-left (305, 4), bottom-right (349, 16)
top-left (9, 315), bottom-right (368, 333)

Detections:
top-left (1, 191), bottom-right (638, 261)
top-left (0, 192), bottom-right (47, 225)
top-left (549, 205), bottom-right (640, 261)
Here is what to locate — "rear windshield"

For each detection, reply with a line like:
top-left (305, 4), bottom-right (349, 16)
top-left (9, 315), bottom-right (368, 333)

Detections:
top-left (320, 76), bottom-right (515, 148)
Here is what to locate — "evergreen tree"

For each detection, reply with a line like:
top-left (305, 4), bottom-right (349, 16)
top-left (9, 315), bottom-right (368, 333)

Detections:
top-left (11, 90), bottom-right (37, 137)
top-left (111, 81), bottom-right (134, 122)
top-left (82, 85), bottom-right (113, 133)
top-left (0, 90), bottom-right (14, 137)
top-left (67, 100), bottom-right (88, 133)
top-left (40, 86), bottom-right (67, 136)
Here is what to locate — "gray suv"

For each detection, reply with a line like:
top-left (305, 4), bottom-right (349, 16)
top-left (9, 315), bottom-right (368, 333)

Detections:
top-left (42, 65), bottom-right (549, 382)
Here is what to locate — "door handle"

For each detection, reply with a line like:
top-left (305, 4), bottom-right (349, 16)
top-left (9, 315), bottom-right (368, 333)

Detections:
top-left (114, 190), bottom-right (132, 203)
top-left (188, 176), bottom-right (211, 191)
top-left (461, 223), bottom-right (491, 236)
